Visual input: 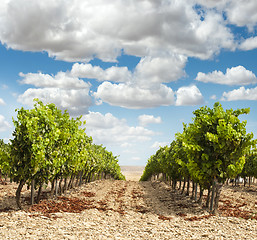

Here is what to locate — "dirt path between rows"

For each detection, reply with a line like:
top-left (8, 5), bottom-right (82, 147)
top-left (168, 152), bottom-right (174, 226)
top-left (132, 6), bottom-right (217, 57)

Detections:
top-left (0, 179), bottom-right (257, 239)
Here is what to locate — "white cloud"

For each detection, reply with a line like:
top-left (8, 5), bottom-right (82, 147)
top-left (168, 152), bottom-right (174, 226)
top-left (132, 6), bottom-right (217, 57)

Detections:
top-left (18, 54), bottom-right (186, 111)
top-left (19, 72), bottom-right (89, 89)
top-left (71, 55), bottom-right (186, 109)
top-left (196, 66), bottom-right (257, 85)
top-left (17, 88), bottom-right (92, 115)
top-left (0, 98), bottom-right (6, 105)
top-left (197, 0), bottom-right (257, 31)
top-left (71, 55), bottom-right (186, 85)
top-left (176, 85), bottom-right (204, 106)
top-left (134, 56), bottom-right (187, 86)
top-left (210, 95), bottom-right (217, 100)
top-left (239, 37), bottom-right (257, 51)
top-left (138, 115), bottom-right (162, 127)
top-left (194, 10), bottom-right (235, 54)
top-left (197, 0), bottom-right (257, 30)
top-left (94, 82), bottom-right (175, 109)
top-left (71, 63), bottom-right (132, 83)
top-left (94, 81), bottom-right (205, 109)
top-left (225, 0), bottom-right (257, 31)
top-left (151, 141), bottom-right (169, 149)
top-left (82, 111), bottom-right (155, 146)
top-left (0, 115), bottom-right (11, 132)
top-left (18, 71), bottom-right (92, 115)
top-left (222, 86), bottom-right (257, 101)
top-left (0, 0), bottom-right (235, 62)
top-left (3, 138), bottom-right (11, 144)
top-left (195, 0), bottom-right (228, 9)
top-left (83, 111), bottom-right (126, 129)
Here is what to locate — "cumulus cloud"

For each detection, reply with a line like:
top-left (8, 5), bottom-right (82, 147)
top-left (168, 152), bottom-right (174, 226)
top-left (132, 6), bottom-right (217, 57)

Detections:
top-left (94, 82), bottom-right (175, 109)
top-left (19, 72), bottom-right (89, 89)
top-left (71, 63), bottom-right (132, 83)
top-left (93, 81), bottom-right (205, 108)
top-left (17, 88), bottom-right (92, 115)
top-left (70, 55), bottom-right (188, 109)
top-left (82, 111), bottom-right (155, 146)
top-left (83, 111), bottom-right (126, 129)
top-left (71, 55), bottom-right (186, 108)
top-left (176, 85), bottom-right (204, 106)
top-left (197, 0), bottom-right (257, 30)
top-left (222, 86), bottom-right (257, 101)
top-left (71, 55), bottom-right (187, 86)
top-left (18, 71), bottom-right (92, 115)
top-left (0, 98), bottom-right (6, 105)
top-left (194, 0), bottom-right (228, 9)
top-left (18, 53), bottom-right (187, 111)
top-left (134, 56), bottom-right (187, 86)
top-left (0, 0), bottom-right (235, 62)
top-left (239, 37), bottom-right (257, 51)
top-left (138, 115), bottom-right (162, 127)
top-left (194, 10), bottom-right (235, 54)
top-left (0, 115), bottom-right (11, 132)
top-left (196, 66), bottom-right (257, 85)
top-left (225, 0), bottom-right (257, 31)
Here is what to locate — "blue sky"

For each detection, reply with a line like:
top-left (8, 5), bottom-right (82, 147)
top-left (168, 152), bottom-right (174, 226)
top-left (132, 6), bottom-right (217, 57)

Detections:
top-left (1, 0), bottom-right (257, 166)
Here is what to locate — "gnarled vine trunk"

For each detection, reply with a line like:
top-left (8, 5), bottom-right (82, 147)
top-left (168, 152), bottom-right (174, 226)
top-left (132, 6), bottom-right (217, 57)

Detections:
top-left (186, 177), bottom-right (190, 196)
top-left (36, 184), bottom-right (43, 203)
top-left (30, 179), bottom-right (35, 205)
top-left (213, 181), bottom-right (223, 214)
top-left (205, 186), bottom-right (211, 209)
top-left (181, 177), bottom-right (186, 195)
top-left (16, 180), bottom-right (25, 209)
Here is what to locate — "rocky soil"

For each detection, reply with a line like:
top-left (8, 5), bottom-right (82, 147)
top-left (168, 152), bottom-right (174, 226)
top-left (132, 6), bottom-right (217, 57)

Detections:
top-left (0, 173), bottom-right (257, 239)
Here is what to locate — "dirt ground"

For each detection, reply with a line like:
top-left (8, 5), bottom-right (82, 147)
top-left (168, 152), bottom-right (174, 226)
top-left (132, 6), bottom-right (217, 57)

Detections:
top-left (0, 170), bottom-right (257, 239)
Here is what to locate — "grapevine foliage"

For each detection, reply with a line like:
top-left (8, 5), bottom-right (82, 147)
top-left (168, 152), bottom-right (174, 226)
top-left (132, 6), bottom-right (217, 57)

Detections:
top-left (140, 102), bottom-right (255, 213)
top-left (0, 100), bottom-right (125, 208)
top-left (0, 139), bottom-right (10, 176)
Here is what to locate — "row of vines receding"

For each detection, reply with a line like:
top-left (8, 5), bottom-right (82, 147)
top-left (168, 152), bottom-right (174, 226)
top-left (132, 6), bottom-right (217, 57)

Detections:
top-left (0, 99), bottom-right (125, 209)
top-left (140, 102), bottom-right (257, 214)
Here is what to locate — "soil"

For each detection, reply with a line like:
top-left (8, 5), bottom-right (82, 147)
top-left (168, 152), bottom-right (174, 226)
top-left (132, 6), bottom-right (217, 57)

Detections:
top-left (0, 171), bottom-right (257, 239)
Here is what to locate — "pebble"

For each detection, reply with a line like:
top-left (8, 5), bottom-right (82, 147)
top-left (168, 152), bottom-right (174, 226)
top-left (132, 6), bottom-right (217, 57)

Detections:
top-left (1, 180), bottom-right (257, 239)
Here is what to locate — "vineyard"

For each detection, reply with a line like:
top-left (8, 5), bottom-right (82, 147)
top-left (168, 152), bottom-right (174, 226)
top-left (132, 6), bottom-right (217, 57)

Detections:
top-left (0, 101), bottom-right (257, 239)
top-left (140, 102), bottom-right (257, 214)
top-left (0, 99), bottom-right (125, 209)
top-left (0, 176), bottom-right (257, 239)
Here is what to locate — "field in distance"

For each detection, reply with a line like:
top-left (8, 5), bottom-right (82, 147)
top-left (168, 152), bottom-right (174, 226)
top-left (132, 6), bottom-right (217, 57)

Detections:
top-left (120, 166), bottom-right (145, 181)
